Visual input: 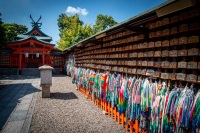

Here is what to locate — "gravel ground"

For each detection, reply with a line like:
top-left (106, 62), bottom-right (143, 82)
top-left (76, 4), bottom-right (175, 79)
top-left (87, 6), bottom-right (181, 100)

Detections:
top-left (29, 76), bottom-right (128, 133)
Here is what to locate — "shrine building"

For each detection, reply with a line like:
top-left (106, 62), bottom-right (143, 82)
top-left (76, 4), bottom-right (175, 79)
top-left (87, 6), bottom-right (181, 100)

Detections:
top-left (0, 16), bottom-right (64, 75)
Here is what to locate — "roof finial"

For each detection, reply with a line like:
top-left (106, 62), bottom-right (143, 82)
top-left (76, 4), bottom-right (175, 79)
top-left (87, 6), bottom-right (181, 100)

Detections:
top-left (30, 14), bottom-right (42, 28)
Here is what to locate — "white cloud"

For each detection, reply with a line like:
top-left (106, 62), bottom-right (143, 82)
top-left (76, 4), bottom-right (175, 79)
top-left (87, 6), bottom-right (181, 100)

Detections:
top-left (66, 6), bottom-right (88, 16)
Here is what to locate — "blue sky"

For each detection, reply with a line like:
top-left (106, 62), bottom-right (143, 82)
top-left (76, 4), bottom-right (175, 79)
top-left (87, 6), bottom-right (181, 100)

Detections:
top-left (0, 0), bottom-right (165, 46)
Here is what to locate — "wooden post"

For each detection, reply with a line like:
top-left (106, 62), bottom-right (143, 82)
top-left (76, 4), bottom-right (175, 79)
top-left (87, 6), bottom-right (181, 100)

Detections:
top-left (19, 50), bottom-right (22, 75)
top-left (121, 113), bottom-right (125, 127)
top-left (134, 120), bottom-right (139, 133)
top-left (114, 107), bottom-right (117, 121)
top-left (130, 121), bottom-right (133, 133)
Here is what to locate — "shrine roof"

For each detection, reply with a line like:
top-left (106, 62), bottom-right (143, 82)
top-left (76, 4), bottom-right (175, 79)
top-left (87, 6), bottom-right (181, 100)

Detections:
top-left (8, 36), bottom-right (55, 46)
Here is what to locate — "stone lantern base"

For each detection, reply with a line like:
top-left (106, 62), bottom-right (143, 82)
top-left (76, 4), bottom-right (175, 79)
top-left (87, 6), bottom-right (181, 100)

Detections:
top-left (41, 85), bottom-right (51, 98)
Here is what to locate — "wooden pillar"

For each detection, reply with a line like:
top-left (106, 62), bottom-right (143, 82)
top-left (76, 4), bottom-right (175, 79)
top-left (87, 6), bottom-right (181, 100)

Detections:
top-left (19, 50), bottom-right (22, 75)
top-left (42, 49), bottom-right (44, 65)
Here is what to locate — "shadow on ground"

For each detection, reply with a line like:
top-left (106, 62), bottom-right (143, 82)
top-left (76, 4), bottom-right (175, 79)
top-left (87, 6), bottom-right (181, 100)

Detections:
top-left (0, 76), bottom-right (40, 131)
top-left (50, 92), bottom-right (78, 100)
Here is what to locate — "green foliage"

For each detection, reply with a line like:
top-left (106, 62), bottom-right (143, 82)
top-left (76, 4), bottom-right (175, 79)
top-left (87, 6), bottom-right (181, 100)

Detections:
top-left (0, 16), bottom-right (28, 49)
top-left (57, 13), bottom-right (117, 50)
top-left (57, 14), bottom-right (94, 50)
top-left (94, 14), bottom-right (118, 33)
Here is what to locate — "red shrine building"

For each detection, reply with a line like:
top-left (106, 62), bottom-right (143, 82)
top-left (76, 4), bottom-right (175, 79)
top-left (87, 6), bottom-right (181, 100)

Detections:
top-left (0, 16), bottom-right (64, 74)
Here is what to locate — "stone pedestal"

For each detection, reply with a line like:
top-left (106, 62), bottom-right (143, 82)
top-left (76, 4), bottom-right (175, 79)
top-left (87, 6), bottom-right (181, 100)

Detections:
top-left (41, 85), bottom-right (51, 98)
top-left (39, 65), bottom-right (54, 98)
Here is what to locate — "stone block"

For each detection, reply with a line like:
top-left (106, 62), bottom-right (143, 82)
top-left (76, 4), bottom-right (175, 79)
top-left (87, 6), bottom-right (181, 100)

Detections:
top-left (41, 85), bottom-right (50, 98)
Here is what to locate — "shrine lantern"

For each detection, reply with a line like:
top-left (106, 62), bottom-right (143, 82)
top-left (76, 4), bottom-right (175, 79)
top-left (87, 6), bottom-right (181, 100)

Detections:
top-left (36, 53), bottom-right (39, 58)
top-left (25, 53), bottom-right (29, 58)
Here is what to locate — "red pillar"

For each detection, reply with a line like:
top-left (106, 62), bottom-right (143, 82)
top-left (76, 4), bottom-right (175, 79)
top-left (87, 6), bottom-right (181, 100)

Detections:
top-left (42, 49), bottom-right (44, 65)
top-left (19, 50), bottom-right (22, 75)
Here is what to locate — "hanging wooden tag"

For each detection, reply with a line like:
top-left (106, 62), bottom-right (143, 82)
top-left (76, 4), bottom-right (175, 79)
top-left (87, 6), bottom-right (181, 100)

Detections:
top-left (148, 51), bottom-right (154, 57)
top-left (127, 61), bottom-right (132, 66)
top-left (188, 48), bottom-right (199, 56)
top-left (154, 61), bottom-right (161, 68)
top-left (138, 52), bottom-right (144, 58)
top-left (178, 61), bottom-right (187, 68)
top-left (149, 32), bottom-right (155, 38)
top-left (142, 61), bottom-right (148, 66)
top-left (170, 38), bottom-right (178, 46)
top-left (153, 70), bottom-right (160, 78)
top-left (170, 15), bottom-right (178, 23)
top-left (162, 40), bottom-right (170, 47)
top-left (188, 36), bottom-right (199, 44)
top-left (132, 68), bottom-right (136, 74)
top-left (147, 23), bottom-right (156, 29)
top-left (133, 36), bottom-right (139, 41)
top-left (138, 34), bottom-right (144, 40)
top-left (156, 21), bottom-right (162, 27)
top-left (162, 29), bottom-right (170, 36)
top-left (186, 74), bottom-right (197, 82)
top-left (161, 73), bottom-right (169, 79)
top-left (170, 27), bottom-right (178, 34)
top-left (162, 50), bottom-right (169, 57)
top-left (176, 73), bottom-right (186, 81)
top-left (129, 52), bottom-right (138, 58)
top-left (128, 68), bottom-right (132, 74)
top-left (179, 37), bottom-right (188, 45)
top-left (124, 68), bottom-right (128, 73)
top-left (129, 45), bottom-right (133, 50)
top-left (138, 43), bottom-right (142, 49)
top-left (146, 69), bottom-right (154, 76)
top-left (143, 42), bottom-right (148, 48)
top-left (169, 50), bottom-right (178, 57)
top-left (137, 69), bottom-right (142, 75)
top-left (179, 24), bottom-right (188, 32)
top-left (119, 67), bottom-right (123, 72)
top-left (178, 49), bottom-right (187, 56)
top-left (137, 60), bottom-right (142, 66)
top-left (143, 52), bottom-right (148, 57)
top-left (169, 73), bottom-right (176, 80)
top-left (124, 61), bottom-right (128, 65)
top-left (161, 61), bottom-right (170, 68)
top-left (132, 44), bottom-right (138, 50)
top-left (148, 42), bottom-right (155, 48)
top-left (169, 62), bottom-right (177, 68)
top-left (154, 51), bottom-right (161, 57)
top-left (162, 18), bottom-right (169, 25)
top-left (132, 60), bottom-right (137, 66)
top-left (156, 31), bottom-right (162, 37)
top-left (141, 69), bottom-right (146, 75)
top-left (148, 61), bottom-right (154, 67)
top-left (155, 41), bottom-right (162, 47)
top-left (105, 66), bottom-right (110, 70)
top-left (187, 61), bottom-right (198, 69)
top-left (124, 53), bottom-right (128, 58)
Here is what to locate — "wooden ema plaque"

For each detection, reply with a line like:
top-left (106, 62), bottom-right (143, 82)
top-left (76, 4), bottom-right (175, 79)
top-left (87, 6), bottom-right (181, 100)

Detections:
top-left (187, 61), bottom-right (197, 69)
top-left (186, 74), bottom-right (197, 82)
top-left (178, 61), bottom-right (187, 68)
top-left (176, 73), bottom-right (186, 81)
top-left (161, 73), bottom-right (169, 79)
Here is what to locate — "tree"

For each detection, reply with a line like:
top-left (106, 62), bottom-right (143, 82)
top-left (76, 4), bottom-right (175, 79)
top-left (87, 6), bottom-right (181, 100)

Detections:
top-left (93, 14), bottom-right (118, 33)
top-left (57, 14), bottom-right (94, 50)
top-left (0, 21), bottom-right (28, 49)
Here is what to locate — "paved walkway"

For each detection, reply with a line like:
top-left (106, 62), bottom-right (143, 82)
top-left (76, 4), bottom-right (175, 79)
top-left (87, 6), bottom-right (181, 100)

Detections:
top-left (0, 75), bottom-right (128, 133)
top-left (0, 75), bottom-right (40, 133)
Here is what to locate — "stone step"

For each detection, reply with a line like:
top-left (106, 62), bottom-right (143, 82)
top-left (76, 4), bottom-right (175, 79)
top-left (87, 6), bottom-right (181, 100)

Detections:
top-left (0, 68), bottom-right (18, 75)
top-left (21, 68), bottom-right (40, 76)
